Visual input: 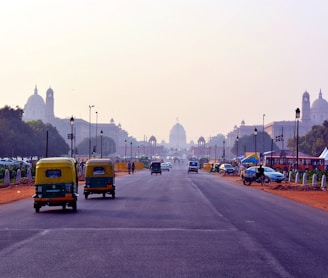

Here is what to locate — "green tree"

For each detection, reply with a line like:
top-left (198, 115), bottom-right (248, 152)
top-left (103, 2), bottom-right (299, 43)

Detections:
top-left (0, 105), bottom-right (69, 157)
top-left (0, 106), bottom-right (35, 157)
top-left (102, 136), bottom-right (116, 156)
top-left (231, 132), bottom-right (280, 156)
top-left (287, 121), bottom-right (328, 156)
top-left (76, 136), bottom-right (116, 156)
top-left (27, 120), bottom-right (69, 157)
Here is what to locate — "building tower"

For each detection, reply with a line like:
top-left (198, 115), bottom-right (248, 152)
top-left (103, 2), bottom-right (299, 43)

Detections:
top-left (301, 91), bottom-right (311, 124)
top-left (45, 87), bottom-right (55, 122)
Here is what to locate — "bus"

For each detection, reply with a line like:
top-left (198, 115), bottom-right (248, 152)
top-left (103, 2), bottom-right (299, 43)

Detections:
top-left (263, 155), bottom-right (325, 172)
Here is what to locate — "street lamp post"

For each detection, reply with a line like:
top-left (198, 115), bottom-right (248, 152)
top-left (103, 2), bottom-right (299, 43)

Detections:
top-left (236, 136), bottom-right (239, 163)
top-left (262, 114), bottom-right (265, 157)
top-left (254, 127), bottom-right (258, 161)
top-left (100, 130), bottom-right (103, 158)
top-left (223, 141), bottom-right (226, 162)
top-left (130, 142), bottom-right (133, 162)
top-left (88, 105), bottom-right (95, 159)
top-left (215, 145), bottom-right (217, 163)
top-left (124, 139), bottom-right (127, 161)
top-left (70, 116), bottom-right (74, 157)
top-left (295, 108), bottom-right (301, 171)
top-left (95, 111), bottom-right (98, 155)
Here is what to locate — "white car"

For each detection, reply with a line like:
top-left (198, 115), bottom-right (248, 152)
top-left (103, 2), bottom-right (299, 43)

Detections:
top-left (161, 162), bottom-right (170, 171)
top-left (245, 166), bottom-right (286, 183)
top-left (0, 159), bottom-right (19, 167)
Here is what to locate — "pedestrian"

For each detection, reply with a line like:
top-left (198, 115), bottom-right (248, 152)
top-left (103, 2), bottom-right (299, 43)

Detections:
top-left (132, 162), bottom-right (135, 174)
top-left (127, 161), bottom-right (131, 174)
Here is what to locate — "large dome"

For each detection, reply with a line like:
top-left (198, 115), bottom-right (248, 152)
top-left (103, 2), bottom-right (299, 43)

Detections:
top-left (23, 86), bottom-right (45, 121)
top-left (169, 123), bottom-right (187, 149)
top-left (311, 90), bottom-right (328, 124)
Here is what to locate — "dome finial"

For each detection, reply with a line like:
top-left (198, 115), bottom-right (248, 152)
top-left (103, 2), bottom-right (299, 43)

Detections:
top-left (34, 85), bottom-right (38, 95)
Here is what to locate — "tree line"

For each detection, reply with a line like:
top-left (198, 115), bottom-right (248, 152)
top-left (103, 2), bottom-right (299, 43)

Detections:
top-left (286, 120), bottom-right (328, 157)
top-left (1, 105), bottom-right (327, 158)
top-left (0, 106), bottom-right (117, 158)
top-left (0, 106), bottom-right (69, 158)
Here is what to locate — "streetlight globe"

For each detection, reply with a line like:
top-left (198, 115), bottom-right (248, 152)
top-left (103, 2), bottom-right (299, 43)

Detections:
top-left (70, 116), bottom-right (74, 126)
top-left (295, 108), bottom-right (301, 119)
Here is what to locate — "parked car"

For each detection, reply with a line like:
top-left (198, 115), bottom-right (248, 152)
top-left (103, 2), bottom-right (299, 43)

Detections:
top-left (244, 166), bottom-right (285, 183)
top-left (19, 160), bottom-right (32, 167)
top-left (0, 158), bottom-right (20, 167)
top-left (219, 163), bottom-right (235, 175)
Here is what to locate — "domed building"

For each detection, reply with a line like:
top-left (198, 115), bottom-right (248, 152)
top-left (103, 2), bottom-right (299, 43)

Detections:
top-left (227, 89), bottom-right (328, 154)
top-left (22, 86), bottom-right (139, 156)
top-left (310, 89), bottom-right (328, 124)
top-left (169, 122), bottom-right (187, 149)
top-left (23, 86), bottom-right (46, 121)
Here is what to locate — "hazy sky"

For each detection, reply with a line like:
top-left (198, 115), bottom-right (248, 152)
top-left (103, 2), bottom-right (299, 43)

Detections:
top-left (1, 0), bottom-right (328, 143)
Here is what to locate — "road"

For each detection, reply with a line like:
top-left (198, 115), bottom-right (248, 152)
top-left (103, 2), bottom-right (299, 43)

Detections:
top-left (1, 164), bottom-right (328, 278)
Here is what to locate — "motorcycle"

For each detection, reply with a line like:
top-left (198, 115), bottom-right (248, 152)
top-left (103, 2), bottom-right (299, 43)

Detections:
top-left (242, 169), bottom-right (270, 186)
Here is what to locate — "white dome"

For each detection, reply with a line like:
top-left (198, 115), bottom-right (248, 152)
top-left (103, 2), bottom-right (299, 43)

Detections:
top-left (23, 86), bottom-right (45, 121)
top-left (169, 123), bottom-right (187, 149)
top-left (311, 90), bottom-right (328, 124)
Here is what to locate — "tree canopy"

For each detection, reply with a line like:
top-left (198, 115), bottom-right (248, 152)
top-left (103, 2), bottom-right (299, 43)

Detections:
top-left (287, 120), bottom-right (328, 156)
top-left (76, 136), bottom-right (116, 156)
top-left (230, 131), bottom-right (280, 156)
top-left (0, 106), bottom-right (69, 157)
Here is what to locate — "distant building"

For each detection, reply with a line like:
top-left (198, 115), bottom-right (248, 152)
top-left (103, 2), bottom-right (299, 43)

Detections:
top-left (23, 86), bottom-right (47, 122)
top-left (169, 122), bottom-right (187, 150)
top-left (22, 86), bottom-right (328, 156)
top-left (22, 86), bottom-right (133, 156)
top-left (227, 90), bottom-right (328, 152)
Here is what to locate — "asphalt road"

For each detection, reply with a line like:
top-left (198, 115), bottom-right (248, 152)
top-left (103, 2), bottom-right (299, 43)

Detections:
top-left (1, 164), bottom-right (328, 278)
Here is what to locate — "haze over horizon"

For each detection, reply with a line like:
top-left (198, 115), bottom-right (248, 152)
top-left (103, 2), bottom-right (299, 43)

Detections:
top-left (1, 0), bottom-right (328, 143)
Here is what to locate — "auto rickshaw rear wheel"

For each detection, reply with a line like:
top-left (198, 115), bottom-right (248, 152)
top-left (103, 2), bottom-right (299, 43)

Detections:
top-left (72, 202), bottom-right (77, 212)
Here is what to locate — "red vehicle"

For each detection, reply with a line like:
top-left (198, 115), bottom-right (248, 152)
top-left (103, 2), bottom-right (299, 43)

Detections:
top-left (263, 155), bottom-right (325, 172)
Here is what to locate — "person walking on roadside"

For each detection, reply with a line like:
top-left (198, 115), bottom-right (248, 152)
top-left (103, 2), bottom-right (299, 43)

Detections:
top-left (132, 162), bottom-right (135, 174)
top-left (127, 161), bottom-right (131, 174)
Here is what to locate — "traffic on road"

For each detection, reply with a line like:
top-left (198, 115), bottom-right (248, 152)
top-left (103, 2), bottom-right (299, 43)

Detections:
top-left (1, 164), bottom-right (328, 277)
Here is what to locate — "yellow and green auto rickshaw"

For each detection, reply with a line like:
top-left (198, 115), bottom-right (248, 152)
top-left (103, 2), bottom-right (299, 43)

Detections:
top-left (84, 158), bottom-right (116, 199)
top-left (149, 161), bottom-right (161, 175)
top-left (33, 157), bottom-right (79, 213)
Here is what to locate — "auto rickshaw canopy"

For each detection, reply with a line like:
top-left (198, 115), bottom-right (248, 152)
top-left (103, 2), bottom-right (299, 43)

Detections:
top-left (85, 158), bottom-right (114, 177)
top-left (35, 157), bottom-right (77, 185)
